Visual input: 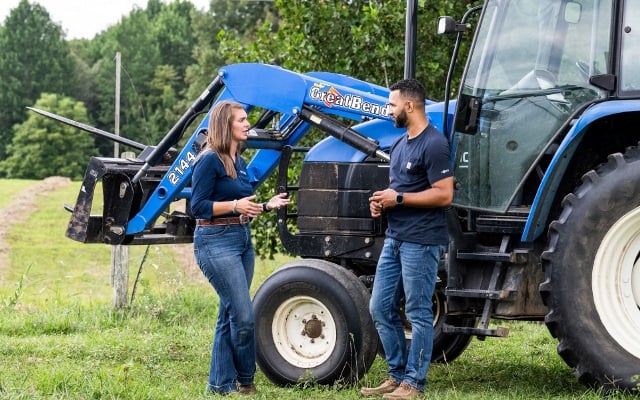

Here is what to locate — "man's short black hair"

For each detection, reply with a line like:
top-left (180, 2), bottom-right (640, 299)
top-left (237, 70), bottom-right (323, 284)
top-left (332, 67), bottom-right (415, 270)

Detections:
top-left (390, 78), bottom-right (426, 104)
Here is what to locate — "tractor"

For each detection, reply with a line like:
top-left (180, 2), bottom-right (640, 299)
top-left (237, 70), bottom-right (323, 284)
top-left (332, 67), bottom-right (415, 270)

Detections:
top-left (33, 0), bottom-right (640, 392)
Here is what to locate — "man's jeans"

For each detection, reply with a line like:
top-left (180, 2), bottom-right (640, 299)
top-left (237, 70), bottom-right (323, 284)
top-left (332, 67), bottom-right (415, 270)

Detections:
top-left (369, 238), bottom-right (446, 392)
top-left (194, 223), bottom-right (256, 394)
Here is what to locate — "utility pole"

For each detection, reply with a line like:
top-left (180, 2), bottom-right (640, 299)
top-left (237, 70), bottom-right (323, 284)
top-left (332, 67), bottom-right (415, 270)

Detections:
top-left (111, 51), bottom-right (129, 309)
top-left (114, 52), bottom-right (121, 157)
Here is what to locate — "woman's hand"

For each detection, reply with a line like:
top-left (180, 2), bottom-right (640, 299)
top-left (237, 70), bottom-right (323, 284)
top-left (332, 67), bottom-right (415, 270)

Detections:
top-left (235, 195), bottom-right (263, 218)
top-left (266, 192), bottom-right (289, 212)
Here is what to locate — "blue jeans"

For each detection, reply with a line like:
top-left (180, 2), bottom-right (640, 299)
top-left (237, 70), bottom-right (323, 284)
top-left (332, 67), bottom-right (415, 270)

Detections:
top-left (194, 223), bottom-right (256, 394)
top-left (369, 238), bottom-right (446, 392)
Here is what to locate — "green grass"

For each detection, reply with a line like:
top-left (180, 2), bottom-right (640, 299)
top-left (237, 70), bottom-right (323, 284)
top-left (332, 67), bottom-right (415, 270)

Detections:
top-left (0, 179), bottom-right (637, 399)
top-left (3, 181), bottom-right (190, 306)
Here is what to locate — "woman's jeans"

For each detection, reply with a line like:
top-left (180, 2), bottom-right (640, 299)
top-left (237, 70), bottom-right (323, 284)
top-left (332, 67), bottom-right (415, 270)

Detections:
top-left (194, 223), bottom-right (256, 394)
top-left (369, 238), bottom-right (446, 392)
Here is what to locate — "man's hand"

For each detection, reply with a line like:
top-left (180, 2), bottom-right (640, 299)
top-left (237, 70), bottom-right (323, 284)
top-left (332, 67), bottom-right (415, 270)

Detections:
top-left (369, 188), bottom-right (398, 217)
top-left (370, 199), bottom-right (383, 218)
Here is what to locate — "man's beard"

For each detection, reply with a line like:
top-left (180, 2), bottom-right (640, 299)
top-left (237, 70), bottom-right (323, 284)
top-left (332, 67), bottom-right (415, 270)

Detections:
top-left (393, 110), bottom-right (408, 128)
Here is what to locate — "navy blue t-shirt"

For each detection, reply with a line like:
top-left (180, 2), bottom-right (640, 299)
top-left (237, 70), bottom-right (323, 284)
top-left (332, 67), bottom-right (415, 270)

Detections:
top-left (385, 124), bottom-right (453, 245)
top-left (190, 150), bottom-right (254, 220)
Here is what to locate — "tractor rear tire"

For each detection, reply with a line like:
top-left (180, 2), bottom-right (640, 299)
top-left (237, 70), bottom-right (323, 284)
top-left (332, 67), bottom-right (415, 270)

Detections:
top-left (375, 283), bottom-right (474, 364)
top-left (431, 285), bottom-right (474, 363)
top-left (253, 259), bottom-right (378, 386)
top-left (540, 147), bottom-right (640, 391)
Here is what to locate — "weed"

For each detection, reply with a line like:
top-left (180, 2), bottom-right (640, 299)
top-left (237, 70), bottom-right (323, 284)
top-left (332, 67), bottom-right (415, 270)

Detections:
top-left (3, 265), bottom-right (31, 309)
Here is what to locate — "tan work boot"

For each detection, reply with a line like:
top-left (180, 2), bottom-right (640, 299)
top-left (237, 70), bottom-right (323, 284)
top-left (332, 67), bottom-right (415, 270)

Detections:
top-left (382, 382), bottom-right (423, 400)
top-left (360, 377), bottom-right (399, 397)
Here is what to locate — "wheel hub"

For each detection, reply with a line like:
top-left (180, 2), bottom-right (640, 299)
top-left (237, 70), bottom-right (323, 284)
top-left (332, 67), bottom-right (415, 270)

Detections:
top-left (272, 295), bottom-right (337, 368)
top-left (303, 315), bottom-right (323, 339)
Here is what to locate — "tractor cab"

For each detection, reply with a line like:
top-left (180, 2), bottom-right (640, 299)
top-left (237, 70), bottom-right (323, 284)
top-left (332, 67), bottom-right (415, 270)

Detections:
top-left (450, 0), bottom-right (611, 214)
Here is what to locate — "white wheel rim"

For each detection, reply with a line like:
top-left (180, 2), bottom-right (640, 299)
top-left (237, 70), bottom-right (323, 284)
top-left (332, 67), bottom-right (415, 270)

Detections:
top-left (272, 295), bottom-right (337, 368)
top-left (593, 205), bottom-right (640, 358)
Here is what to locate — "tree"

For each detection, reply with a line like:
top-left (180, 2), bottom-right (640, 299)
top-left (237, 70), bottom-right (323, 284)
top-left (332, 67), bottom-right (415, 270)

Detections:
top-left (153, 0), bottom-right (199, 78)
top-left (185, 0), bottom-right (279, 101)
top-left (146, 64), bottom-right (182, 136)
top-left (90, 6), bottom-right (160, 151)
top-left (87, 0), bottom-right (203, 153)
top-left (0, 94), bottom-right (97, 180)
top-left (0, 0), bottom-right (74, 161)
top-left (218, 0), bottom-right (474, 98)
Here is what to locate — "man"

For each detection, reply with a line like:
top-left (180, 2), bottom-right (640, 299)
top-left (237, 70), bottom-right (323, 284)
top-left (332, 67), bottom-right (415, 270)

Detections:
top-left (361, 79), bottom-right (453, 400)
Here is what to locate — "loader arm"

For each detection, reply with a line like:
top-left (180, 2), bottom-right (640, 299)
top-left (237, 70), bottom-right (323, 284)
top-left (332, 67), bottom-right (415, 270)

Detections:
top-left (64, 63), bottom-right (394, 245)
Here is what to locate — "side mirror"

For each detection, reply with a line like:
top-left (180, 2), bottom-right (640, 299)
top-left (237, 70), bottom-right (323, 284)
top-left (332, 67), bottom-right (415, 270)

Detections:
top-left (454, 94), bottom-right (482, 135)
top-left (438, 16), bottom-right (470, 35)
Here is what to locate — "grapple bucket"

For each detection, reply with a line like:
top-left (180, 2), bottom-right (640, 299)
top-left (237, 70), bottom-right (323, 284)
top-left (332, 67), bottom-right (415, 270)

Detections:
top-left (65, 156), bottom-right (193, 245)
top-left (66, 157), bottom-right (145, 244)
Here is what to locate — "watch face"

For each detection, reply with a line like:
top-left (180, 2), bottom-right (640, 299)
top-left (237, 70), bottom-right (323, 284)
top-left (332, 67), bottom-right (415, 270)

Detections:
top-left (396, 194), bottom-right (403, 204)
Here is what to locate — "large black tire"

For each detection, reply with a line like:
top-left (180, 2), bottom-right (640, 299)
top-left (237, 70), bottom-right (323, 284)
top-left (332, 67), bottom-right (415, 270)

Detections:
top-left (376, 283), bottom-right (474, 364)
top-left (540, 147), bottom-right (640, 391)
top-left (253, 259), bottom-right (378, 386)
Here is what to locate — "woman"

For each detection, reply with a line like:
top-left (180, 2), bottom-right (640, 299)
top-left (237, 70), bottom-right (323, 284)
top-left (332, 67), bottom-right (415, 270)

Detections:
top-left (191, 100), bottom-right (289, 395)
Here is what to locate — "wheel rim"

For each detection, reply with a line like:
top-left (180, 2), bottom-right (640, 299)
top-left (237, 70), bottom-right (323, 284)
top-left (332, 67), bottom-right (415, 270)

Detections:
top-left (433, 289), bottom-right (443, 326)
top-left (272, 295), bottom-right (337, 368)
top-left (593, 205), bottom-right (640, 358)
top-left (399, 290), bottom-right (444, 341)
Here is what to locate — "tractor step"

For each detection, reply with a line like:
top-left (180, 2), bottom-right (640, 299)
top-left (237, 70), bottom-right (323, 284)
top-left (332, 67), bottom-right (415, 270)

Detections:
top-left (456, 249), bottom-right (528, 264)
top-left (446, 288), bottom-right (515, 300)
top-left (443, 323), bottom-right (510, 338)
top-left (475, 207), bottom-right (530, 234)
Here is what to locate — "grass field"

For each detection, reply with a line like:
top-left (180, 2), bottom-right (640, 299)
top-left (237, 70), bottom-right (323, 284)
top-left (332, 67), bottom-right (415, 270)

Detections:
top-left (0, 179), bottom-right (636, 399)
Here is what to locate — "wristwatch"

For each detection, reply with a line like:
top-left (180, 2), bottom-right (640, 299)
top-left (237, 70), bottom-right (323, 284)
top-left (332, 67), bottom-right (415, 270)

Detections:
top-left (396, 192), bottom-right (404, 205)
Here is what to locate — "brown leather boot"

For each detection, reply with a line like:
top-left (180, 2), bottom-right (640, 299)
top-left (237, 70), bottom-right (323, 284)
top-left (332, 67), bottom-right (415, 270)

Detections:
top-left (237, 383), bottom-right (257, 395)
top-left (382, 382), bottom-right (423, 400)
top-left (360, 377), bottom-right (399, 397)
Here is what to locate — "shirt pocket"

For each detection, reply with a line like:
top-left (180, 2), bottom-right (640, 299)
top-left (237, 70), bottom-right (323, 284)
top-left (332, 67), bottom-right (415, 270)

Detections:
top-left (404, 158), bottom-right (425, 175)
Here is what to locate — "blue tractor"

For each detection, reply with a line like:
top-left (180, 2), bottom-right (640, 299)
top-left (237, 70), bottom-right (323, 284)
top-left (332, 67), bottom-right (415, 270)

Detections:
top-left (34, 0), bottom-right (640, 392)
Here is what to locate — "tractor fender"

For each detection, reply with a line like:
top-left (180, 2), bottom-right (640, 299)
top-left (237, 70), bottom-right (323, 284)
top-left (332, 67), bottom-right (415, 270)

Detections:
top-left (523, 99), bottom-right (640, 241)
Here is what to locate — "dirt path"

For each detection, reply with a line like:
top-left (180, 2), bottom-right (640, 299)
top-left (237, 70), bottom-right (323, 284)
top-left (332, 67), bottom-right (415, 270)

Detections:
top-left (0, 177), bottom-right (199, 283)
top-left (169, 199), bottom-right (200, 280)
top-left (0, 176), bottom-right (72, 282)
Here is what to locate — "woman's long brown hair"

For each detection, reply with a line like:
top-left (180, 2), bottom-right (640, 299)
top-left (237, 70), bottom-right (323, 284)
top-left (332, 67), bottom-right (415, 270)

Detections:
top-left (205, 100), bottom-right (245, 179)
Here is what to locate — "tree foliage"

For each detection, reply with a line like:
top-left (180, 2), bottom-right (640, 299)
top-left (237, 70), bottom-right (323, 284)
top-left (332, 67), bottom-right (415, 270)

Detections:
top-left (184, 0), bottom-right (278, 101)
top-left (0, 94), bottom-right (96, 180)
top-left (0, 0), bottom-right (74, 161)
top-left (0, 0), bottom-right (473, 168)
top-left (219, 0), bottom-right (474, 98)
top-left (70, 0), bottom-right (203, 156)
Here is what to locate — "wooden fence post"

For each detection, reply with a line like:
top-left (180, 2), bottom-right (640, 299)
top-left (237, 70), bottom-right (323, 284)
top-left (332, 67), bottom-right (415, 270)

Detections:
top-left (111, 244), bottom-right (129, 309)
top-left (110, 151), bottom-right (136, 309)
